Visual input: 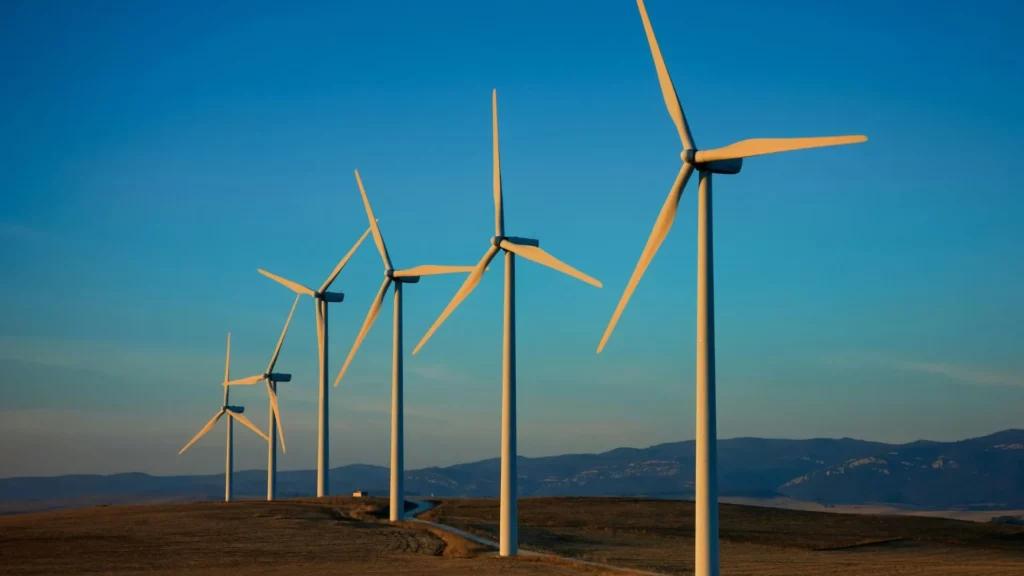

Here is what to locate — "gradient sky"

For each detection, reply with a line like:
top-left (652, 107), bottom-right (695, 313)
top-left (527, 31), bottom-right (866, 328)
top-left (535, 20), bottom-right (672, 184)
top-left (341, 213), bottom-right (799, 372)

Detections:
top-left (2, 0), bottom-right (1022, 477)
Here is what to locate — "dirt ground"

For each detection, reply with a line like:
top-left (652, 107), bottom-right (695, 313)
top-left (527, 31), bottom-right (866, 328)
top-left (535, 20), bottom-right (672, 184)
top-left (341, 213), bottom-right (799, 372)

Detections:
top-left (2, 496), bottom-right (1023, 575)
top-left (0, 498), bottom-right (595, 575)
top-left (421, 497), bottom-right (1024, 575)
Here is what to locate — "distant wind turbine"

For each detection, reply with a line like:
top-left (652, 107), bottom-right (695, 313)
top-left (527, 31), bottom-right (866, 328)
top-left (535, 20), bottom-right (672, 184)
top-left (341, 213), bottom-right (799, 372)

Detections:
top-left (224, 294), bottom-right (300, 501)
top-left (413, 90), bottom-right (602, 556)
top-left (178, 333), bottom-right (269, 502)
top-left (333, 169), bottom-right (476, 522)
top-left (258, 226), bottom-right (372, 497)
top-left (596, 2), bottom-right (868, 574)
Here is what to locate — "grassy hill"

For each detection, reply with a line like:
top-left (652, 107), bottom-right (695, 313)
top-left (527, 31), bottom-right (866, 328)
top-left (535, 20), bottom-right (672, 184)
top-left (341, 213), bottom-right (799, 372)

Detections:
top-left (2, 496), bottom-right (1023, 575)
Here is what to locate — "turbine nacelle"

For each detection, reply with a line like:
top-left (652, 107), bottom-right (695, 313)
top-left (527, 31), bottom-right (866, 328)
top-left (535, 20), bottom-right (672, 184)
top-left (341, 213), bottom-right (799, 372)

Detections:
top-left (321, 291), bottom-right (345, 303)
top-left (492, 236), bottom-right (540, 249)
top-left (682, 150), bottom-right (744, 175)
top-left (224, 405), bottom-right (245, 414)
top-left (268, 373), bottom-right (291, 382)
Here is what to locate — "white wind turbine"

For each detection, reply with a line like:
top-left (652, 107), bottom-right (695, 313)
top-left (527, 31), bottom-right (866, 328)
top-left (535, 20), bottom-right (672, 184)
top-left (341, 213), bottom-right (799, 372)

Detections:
top-left (596, 2), bottom-right (868, 574)
top-left (333, 169), bottom-right (476, 522)
top-left (258, 226), bottom-right (371, 497)
top-left (413, 90), bottom-right (603, 556)
top-left (179, 332), bottom-right (269, 502)
top-left (224, 294), bottom-right (300, 501)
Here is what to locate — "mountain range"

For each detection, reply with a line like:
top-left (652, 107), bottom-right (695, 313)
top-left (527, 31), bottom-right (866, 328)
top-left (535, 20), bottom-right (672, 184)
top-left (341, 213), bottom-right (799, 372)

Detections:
top-left (3, 429), bottom-right (1023, 514)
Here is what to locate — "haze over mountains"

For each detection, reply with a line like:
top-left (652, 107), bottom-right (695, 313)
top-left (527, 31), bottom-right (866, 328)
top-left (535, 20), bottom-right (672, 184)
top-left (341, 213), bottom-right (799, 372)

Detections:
top-left (3, 430), bottom-right (1023, 515)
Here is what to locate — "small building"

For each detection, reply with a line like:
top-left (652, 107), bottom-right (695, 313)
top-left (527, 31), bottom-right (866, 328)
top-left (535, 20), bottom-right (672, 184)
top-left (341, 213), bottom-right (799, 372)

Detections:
top-left (352, 490), bottom-right (370, 498)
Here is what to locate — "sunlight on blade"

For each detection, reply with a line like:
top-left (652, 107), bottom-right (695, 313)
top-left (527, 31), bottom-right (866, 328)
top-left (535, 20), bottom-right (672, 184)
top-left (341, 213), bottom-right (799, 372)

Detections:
top-left (413, 246), bottom-right (499, 355)
top-left (259, 269), bottom-right (315, 297)
top-left (320, 224), bottom-right (374, 294)
top-left (694, 135), bottom-right (868, 163)
top-left (598, 163), bottom-right (694, 353)
top-left (178, 409), bottom-right (225, 455)
top-left (335, 277), bottom-right (391, 387)
top-left (499, 240), bottom-right (602, 288)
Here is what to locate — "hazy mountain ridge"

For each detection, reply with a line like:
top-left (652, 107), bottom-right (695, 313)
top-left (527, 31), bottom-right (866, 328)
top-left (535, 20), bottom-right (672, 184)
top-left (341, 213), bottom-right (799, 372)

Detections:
top-left (3, 430), bottom-right (1023, 514)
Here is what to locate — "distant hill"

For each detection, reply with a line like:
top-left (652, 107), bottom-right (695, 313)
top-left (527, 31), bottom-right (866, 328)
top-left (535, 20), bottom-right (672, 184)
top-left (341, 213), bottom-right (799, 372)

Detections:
top-left (3, 430), bottom-right (1023, 514)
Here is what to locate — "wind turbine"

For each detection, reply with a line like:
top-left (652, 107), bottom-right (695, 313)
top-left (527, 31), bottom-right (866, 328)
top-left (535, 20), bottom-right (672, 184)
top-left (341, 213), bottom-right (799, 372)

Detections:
top-left (258, 225), bottom-right (372, 497)
top-left (178, 333), bottom-right (269, 502)
top-left (333, 170), bottom-right (476, 522)
top-left (224, 294), bottom-right (300, 501)
top-left (412, 90), bottom-right (603, 556)
top-left (596, 2), bottom-right (868, 574)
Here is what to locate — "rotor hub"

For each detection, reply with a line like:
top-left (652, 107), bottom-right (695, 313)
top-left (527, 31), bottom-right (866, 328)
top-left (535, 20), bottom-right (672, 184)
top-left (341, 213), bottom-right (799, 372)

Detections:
top-left (385, 268), bottom-right (395, 279)
top-left (491, 235), bottom-right (505, 248)
top-left (681, 149), bottom-right (697, 164)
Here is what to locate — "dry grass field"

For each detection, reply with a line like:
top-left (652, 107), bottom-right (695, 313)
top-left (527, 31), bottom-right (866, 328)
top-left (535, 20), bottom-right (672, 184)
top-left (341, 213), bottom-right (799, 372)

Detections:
top-left (2, 496), bottom-right (1023, 575)
top-left (421, 497), bottom-right (1024, 575)
top-left (0, 498), bottom-right (592, 575)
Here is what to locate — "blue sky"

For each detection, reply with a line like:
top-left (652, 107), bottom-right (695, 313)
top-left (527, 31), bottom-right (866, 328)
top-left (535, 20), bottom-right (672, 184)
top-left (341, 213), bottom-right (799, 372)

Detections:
top-left (1, 0), bottom-right (1022, 477)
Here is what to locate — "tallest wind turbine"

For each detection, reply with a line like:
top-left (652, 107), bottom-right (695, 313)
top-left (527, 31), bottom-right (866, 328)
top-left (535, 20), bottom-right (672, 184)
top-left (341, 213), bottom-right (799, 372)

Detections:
top-left (414, 90), bottom-right (602, 557)
top-left (597, 2), bottom-right (867, 575)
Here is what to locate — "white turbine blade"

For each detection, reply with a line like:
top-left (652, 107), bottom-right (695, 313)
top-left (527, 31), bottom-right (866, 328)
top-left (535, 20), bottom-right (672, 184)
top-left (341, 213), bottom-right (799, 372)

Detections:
top-left (694, 135), bottom-right (868, 163)
top-left (493, 89), bottom-right (505, 237)
top-left (393, 265), bottom-right (477, 277)
top-left (319, 224), bottom-right (373, 294)
top-left (353, 170), bottom-right (392, 271)
top-left (413, 245), bottom-right (499, 355)
top-left (224, 333), bottom-right (231, 383)
top-left (258, 269), bottom-right (315, 297)
top-left (224, 374), bottom-right (264, 386)
top-left (178, 409), bottom-right (225, 455)
top-left (637, 0), bottom-right (695, 151)
top-left (499, 240), bottom-right (602, 288)
top-left (315, 298), bottom-right (325, 368)
top-left (267, 294), bottom-right (300, 374)
top-left (598, 162), bottom-right (695, 353)
top-left (335, 277), bottom-right (391, 387)
top-left (226, 409), bottom-right (269, 442)
top-left (266, 381), bottom-right (286, 453)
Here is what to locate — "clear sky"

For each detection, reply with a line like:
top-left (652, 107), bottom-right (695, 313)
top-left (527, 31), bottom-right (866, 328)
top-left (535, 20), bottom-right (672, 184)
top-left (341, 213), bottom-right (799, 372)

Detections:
top-left (2, 0), bottom-right (1022, 477)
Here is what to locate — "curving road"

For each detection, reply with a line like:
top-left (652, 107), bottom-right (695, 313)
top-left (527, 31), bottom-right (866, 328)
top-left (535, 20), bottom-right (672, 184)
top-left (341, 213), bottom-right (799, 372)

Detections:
top-left (407, 499), bottom-right (669, 575)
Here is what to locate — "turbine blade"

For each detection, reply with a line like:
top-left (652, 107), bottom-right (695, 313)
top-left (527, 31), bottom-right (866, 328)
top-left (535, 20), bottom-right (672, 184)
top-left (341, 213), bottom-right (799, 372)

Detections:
top-left (353, 170), bottom-right (392, 272)
top-left (335, 277), bottom-right (391, 387)
top-left (224, 332), bottom-right (231, 383)
top-left (320, 224), bottom-right (374, 293)
top-left (499, 240), bottom-right (602, 288)
top-left (226, 409), bottom-right (269, 442)
top-left (259, 269), bottom-right (315, 297)
top-left (267, 294), bottom-right (300, 374)
top-left (493, 89), bottom-right (505, 237)
top-left (413, 245), bottom-right (499, 355)
top-left (178, 409), bottom-right (225, 455)
top-left (393, 265), bottom-right (477, 277)
top-left (694, 135), bottom-right (868, 163)
top-left (224, 374), bottom-right (264, 386)
top-left (598, 162), bottom-right (695, 353)
top-left (267, 381), bottom-right (286, 453)
top-left (315, 299), bottom-right (324, 370)
top-left (637, 0), bottom-right (695, 151)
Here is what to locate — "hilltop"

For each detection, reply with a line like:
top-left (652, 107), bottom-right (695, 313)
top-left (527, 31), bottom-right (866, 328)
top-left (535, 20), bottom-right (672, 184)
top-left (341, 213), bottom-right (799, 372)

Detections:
top-left (3, 430), bottom-right (1024, 514)
top-left (1, 496), bottom-right (1022, 575)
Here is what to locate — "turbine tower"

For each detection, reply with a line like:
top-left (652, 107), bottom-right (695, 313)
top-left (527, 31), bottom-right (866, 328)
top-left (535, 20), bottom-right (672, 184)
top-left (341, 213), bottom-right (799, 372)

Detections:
top-left (224, 294), bottom-right (300, 501)
top-left (258, 226), bottom-right (371, 497)
top-left (413, 90), bottom-right (602, 556)
top-left (597, 2), bottom-right (868, 574)
top-left (333, 169), bottom-right (475, 522)
top-left (179, 333), bottom-right (269, 502)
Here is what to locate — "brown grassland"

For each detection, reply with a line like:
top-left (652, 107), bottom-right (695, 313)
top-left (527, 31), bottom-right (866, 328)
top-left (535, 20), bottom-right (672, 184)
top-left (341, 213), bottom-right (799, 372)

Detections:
top-left (423, 497), bottom-right (1024, 575)
top-left (1, 496), bottom-right (1022, 575)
